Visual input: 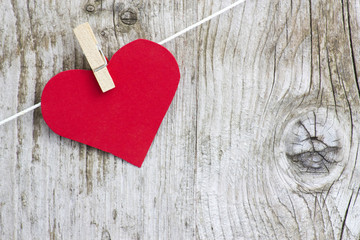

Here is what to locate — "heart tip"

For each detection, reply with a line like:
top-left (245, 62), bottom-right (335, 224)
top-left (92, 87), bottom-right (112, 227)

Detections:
top-left (118, 157), bottom-right (144, 168)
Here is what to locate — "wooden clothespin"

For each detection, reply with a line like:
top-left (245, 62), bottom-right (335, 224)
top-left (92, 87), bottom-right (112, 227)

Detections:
top-left (73, 22), bottom-right (115, 92)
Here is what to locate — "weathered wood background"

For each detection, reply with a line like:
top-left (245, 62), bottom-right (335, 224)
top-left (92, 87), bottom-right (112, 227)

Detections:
top-left (1, 0), bottom-right (360, 239)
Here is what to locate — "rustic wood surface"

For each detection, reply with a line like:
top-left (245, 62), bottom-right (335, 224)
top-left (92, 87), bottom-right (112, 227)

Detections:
top-left (1, 0), bottom-right (360, 239)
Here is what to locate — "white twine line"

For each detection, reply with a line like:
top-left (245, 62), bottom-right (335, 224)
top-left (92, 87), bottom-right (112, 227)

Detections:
top-left (0, 0), bottom-right (245, 127)
top-left (158, 0), bottom-right (245, 45)
top-left (0, 103), bottom-right (41, 126)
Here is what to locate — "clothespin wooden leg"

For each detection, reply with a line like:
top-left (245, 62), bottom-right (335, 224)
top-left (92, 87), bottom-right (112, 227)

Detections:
top-left (73, 22), bottom-right (115, 92)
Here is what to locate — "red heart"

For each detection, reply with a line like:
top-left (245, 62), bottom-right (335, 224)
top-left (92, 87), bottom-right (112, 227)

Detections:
top-left (41, 39), bottom-right (180, 167)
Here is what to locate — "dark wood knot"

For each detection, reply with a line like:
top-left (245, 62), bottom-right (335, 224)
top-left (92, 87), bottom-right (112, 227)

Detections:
top-left (276, 107), bottom-right (350, 192)
top-left (120, 9), bottom-right (137, 25)
top-left (85, 4), bottom-right (96, 13)
top-left (284, 113), bottom-right (341, 174)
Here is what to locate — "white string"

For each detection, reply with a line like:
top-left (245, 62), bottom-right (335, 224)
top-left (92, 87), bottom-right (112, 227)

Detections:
top-left (158, 0), bottom-right (245, 45)
top-left (0, 103), bottom-right (41, 126)
top-left (0, 0), bottom-right (245, 127)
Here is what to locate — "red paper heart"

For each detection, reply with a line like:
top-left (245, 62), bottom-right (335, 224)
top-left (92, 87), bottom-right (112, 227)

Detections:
top-left (41, 39), bottom-right (180, 167)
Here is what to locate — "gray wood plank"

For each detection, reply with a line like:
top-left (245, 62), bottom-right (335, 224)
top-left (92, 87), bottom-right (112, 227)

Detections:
top-left (1, 0), bottom-right (360, 239)
top-left (195, 0), bottom-right (360, 239)
top-left (1, 0), bottom-right (197, 239)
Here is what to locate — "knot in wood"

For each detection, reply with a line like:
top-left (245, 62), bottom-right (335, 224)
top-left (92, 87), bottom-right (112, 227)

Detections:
top-left (120, 9), bottom-right (137, 25)
top-left (85, 4), bottom-right (95, 13)
top-left (276, 107), bottom-right (350, 192)
top-left (101, 229), bottom-right (111, 240)
top-left (100, 29), bottom-right (109, 38)
top-left (284, 111), bottom-right (341, 174)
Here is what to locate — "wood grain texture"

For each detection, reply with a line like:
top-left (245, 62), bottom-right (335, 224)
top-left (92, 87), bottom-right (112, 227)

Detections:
top-left (0, 0), bottom-right (359, 239)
